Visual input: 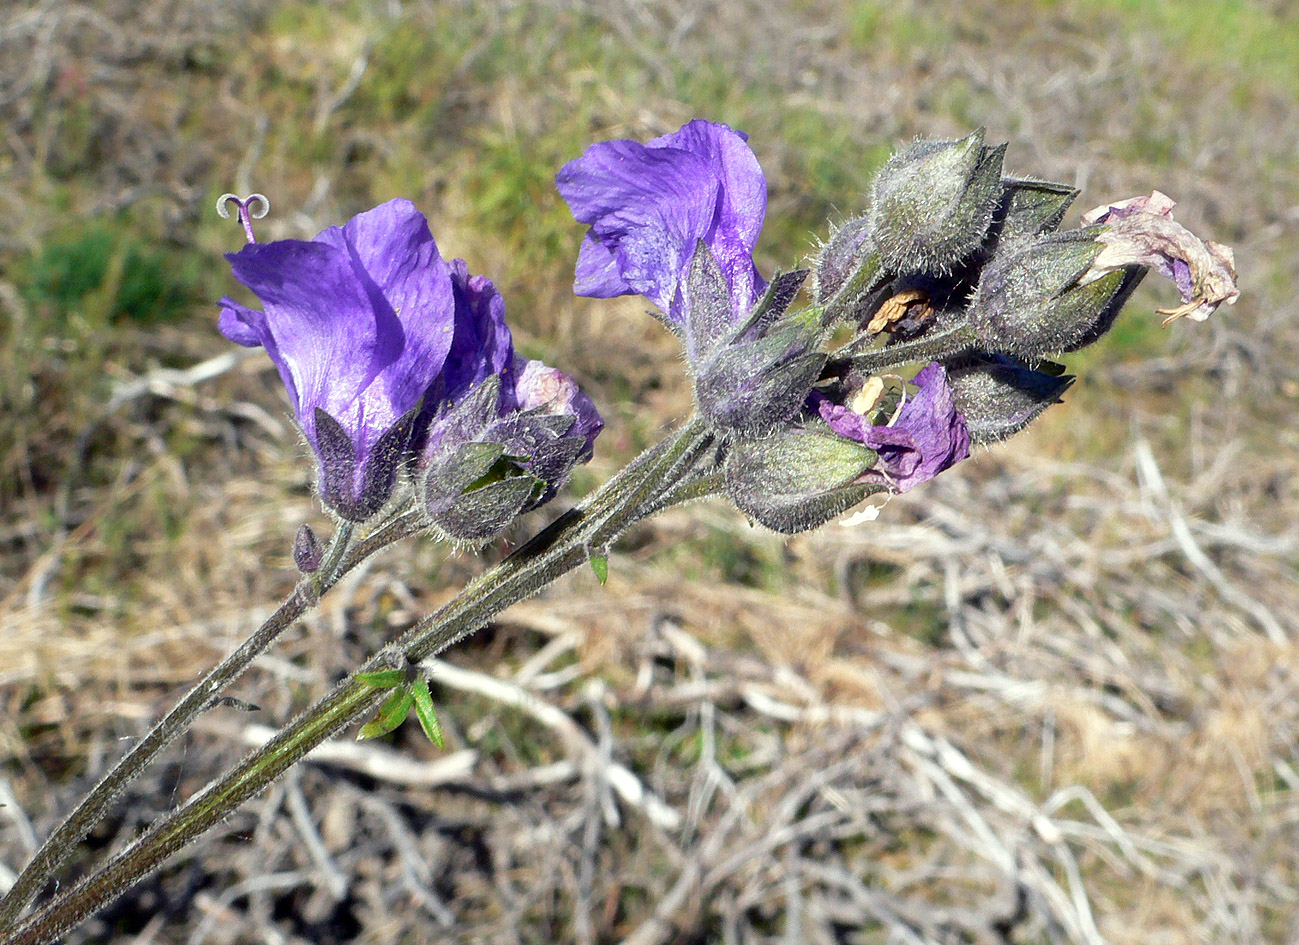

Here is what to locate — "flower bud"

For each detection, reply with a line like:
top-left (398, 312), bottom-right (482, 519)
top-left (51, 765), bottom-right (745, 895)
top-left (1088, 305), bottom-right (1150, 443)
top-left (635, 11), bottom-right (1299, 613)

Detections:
top-left (423, 434), bottom-right (541, 545)
top-left (869, 129), bottom-right (1006, 276)
top-left (725, 428), bottom-right (881, 534)
top-left (695, 325), bottom-right (827, 438)
top-left (945, 355), bottom-right (1074, 444)
top-left (420, 367), bottom-right (600, 544)
top-left (814, 217), bottom-right (874, 301)
top-left (812, 217), bottom-right (887, 323)
top-left (509, 359), bottom-right (603, 503)
top-left (685, 244), bottom-right (826, 438)
top-left (423, 439), bottom-right (511, 515)
top-left (968, 230), bottom-right (1143, 359)
top-left (427, 472), bottom-right (542, 544)
top-left (293, 524), bottom-right (324, 574)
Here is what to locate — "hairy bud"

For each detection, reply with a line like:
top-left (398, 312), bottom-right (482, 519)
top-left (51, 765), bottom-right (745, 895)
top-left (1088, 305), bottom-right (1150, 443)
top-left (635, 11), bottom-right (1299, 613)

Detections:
top-left (945, 355), bottom-right (1074, 444)
top-left (695, 325), bottom-right (827, 438)
top-left (814, 217), bottom-right (873, 302)
top-left (292, 524), bottom-right (324, 574)
top-left (869, 129), bottom-right (1006, 276)
top-left (725, 428), bottom-right (882, 534)
top-left (427, 472), bottom-right (542, 543)
top-left (685, 245), bottom-right (826, 438)
top-left (968, 230), bottom-right (1144, 359)
top-left (421, 372), bottom-right (597, 544)
top-left (812, 217), bottom-right (887, 324)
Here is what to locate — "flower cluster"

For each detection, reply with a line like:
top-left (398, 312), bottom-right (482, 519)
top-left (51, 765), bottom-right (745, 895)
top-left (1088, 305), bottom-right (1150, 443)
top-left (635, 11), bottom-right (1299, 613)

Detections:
top-left (220, 199), bottom-right (601, 539)
top-left (217, 125), bottom-right (1235, 540)
top-left (558, 121), bottom-right (1236, 533)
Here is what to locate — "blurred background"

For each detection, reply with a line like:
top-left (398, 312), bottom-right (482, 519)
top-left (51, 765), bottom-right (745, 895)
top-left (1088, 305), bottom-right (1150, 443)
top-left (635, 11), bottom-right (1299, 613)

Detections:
top-left (2, 1), bottom-right (1298, 942)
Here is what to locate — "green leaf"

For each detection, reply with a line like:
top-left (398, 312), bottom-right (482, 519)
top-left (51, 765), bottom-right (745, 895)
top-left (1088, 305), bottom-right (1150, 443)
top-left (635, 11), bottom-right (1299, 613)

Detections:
top-left (357, 688), bottom-right (413, 740)
top-left (588, 550), bottom-right (609, 585)
top-left (410, 680), bottom-right (445, 749)
top-left (356, 669), bottom-right (407, 689)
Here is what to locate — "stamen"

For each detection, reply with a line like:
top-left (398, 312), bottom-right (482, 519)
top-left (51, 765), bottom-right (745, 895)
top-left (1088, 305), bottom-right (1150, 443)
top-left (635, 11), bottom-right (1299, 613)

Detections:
top-left (216, 192), bottom-right (271, 243)
top-left (1157, 297), bottom-right (1207, 326)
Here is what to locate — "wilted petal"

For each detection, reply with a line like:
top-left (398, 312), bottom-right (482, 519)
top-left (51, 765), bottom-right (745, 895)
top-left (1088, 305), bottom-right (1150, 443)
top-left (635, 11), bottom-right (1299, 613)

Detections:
top-left (814, 362), bottom-right (970, 493)
top-left (1080, 191), bottom-right (1239, 324)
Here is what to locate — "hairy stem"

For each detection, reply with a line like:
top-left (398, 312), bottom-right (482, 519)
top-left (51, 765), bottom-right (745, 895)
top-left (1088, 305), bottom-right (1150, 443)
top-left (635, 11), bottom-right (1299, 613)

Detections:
top-left (2, 419), bottom-right (718, 945)
top-left (313, 519), bottom-right (354, 588)
top-left (826, 323), bottom-right (979, 378)
top-left (0, 513), bottom-right (418, 932)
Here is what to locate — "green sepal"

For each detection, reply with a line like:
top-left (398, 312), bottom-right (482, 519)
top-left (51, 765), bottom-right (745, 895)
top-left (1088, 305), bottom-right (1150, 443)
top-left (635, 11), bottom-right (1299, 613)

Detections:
top-left (358, 688), bottom-right (414, 740)
top-left (725, 428), bottom-right (882, 533)
top-left (409, 679), bottom-right (445, 749)
top-left (996, 178), bottom-right (1078, 242)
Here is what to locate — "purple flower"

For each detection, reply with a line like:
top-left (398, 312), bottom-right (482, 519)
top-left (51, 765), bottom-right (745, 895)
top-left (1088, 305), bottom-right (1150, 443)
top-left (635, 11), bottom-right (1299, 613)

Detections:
top-left (440, 260), bottom-right (514, 404)
top-left (555, 119), bottom-right (767, 328)
top-left (812, 363), bottom-right (970, 493)
top-left (220, 198), bottom-right (455, 520)
top-left (424, 265), bottom-right (602, 472)
top-left (220, 199), bottom-right (602, 523)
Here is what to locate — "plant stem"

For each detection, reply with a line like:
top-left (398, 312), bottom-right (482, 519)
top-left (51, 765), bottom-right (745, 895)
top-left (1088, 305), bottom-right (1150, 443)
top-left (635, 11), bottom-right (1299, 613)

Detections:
top-left (825, 323), bottom-right (979, 378)
top-left (313, 520), bottom-right (354, 587)
top-left (1, 419), bottom-right (718, 945)
top-left (0, 515), bottom-right (404, 933)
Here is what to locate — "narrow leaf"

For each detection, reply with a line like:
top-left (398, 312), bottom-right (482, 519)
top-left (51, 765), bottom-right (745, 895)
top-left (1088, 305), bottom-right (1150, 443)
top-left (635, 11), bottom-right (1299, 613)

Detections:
top-left (588, 550), bottom-right (609, 585)
top-left (357, 689), bottom-right (413, 740)
top-left (410, 680), bottom-right (445, 750)
top-left (356, 669), bottom-right (406, 690)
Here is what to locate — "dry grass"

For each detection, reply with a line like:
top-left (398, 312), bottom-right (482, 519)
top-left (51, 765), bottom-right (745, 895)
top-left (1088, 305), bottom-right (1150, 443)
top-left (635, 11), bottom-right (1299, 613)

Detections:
top-left (2, 0), bottom-right (1298, 942)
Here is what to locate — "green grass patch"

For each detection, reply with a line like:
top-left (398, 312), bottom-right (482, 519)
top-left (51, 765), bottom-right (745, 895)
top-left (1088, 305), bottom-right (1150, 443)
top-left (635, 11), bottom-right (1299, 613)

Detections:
top-left (847, 1), bottom-right (958, 58)
top-left (1043, 0), bottom-right (1299, 101)
top-left (15, 223), bottom-right (197, 327)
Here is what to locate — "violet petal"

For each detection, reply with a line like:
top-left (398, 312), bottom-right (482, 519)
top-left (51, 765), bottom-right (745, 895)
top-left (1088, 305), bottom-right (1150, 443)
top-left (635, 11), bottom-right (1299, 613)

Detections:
top-left (556, 119), bottom-right (768, 326)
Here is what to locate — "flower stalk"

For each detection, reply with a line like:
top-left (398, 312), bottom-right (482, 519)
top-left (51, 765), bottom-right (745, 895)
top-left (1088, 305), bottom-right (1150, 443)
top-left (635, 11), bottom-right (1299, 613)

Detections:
top-left (2, 118), bottom-right (1239, 943)
top-left (0, 419), bottom-right (715, 945)
top-left (0, 515), bottom-right (405, 934)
